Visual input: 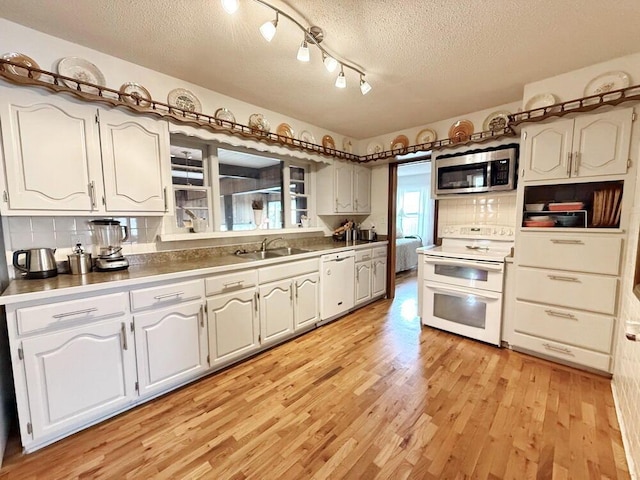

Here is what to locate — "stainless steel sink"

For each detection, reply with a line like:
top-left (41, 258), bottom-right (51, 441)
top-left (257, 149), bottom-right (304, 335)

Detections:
top-left (236, 247), bottom-right (311, 261)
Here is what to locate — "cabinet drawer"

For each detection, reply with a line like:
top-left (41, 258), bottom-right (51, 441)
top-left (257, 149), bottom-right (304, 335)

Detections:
top-left (512, 331), bottom-right (611, 372)
top-left (517, 234), bottom-right (622, 275)
top-left (259, 259), bottom-right (318, 284)
top-left (355, 249), bottom-right (372, 262)
top-left (373, 246), bottom-right (387, 259)
top-left (206, 270), bottom-right (258, 296)
top-left (515, 267), bottom-right (618, 315)
top-left (17, 293), bottom-right (128, 335)
top-left (514, 300), bottom-right (614, 353)
top-left (130, 279), bottom-right (204, 311)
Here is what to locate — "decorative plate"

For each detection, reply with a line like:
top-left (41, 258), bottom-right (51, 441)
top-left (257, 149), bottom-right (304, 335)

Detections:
top-left (248, 113), bottom-right (270, 133)
top-left (483, 111), bottom-right (511, 132)
top-left (119, 82), bottom-right (151, 107)
top-left (390, 134), bottom-right (409, 151)
top-left (584, 71), bottom-right (631, 96)
top-left (342, 137), bottom-right (354, 153)
top-left (322, 135), bottom-right (336, 149)
top-left (416, 128), bottom-right (437, 145)
top-left (1, 52), bottom-right (41, 80)
top-left (168, 88), bottom-right (201, 113)
top-left (214, 107), bottom-right (236, 125)
top-left (366, 142), bottom-right (384, 155)
top-left (448, 119), bottom-right (474, 143)
top-left (276, 123), bottom-right (294, 140)
top-left (524, 93), bottom-right (557, 111)
top-left (57, 56), bottom-right (105, 94)
top-left (299, 130), bottom-right (316, 144)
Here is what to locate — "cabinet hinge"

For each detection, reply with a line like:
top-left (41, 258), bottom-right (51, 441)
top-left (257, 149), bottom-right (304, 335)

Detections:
top-left (204, 304), bottom-right (207, 313)
top-left (95, 112), bottom-right (99, 124)
top-left (258, 334), bottom-right (261, 343)
top-left (135, 381), bottom-right (139, 392)
top-left (206, 355), bottom-right (210, 365)
top-left (26, 422), bottom-right (32, 435)
top-left (628, 158), bottom-right (632, 170)
top-left (2, 191), bottom-right (8, 203)
top-left (521, 169), bottom-right (525, 178)
top-left (17, 347), bottom-right (23, 360)
top-left (523, 131), bottom-right (527, 140)
top-left (130, 322), bottom-right (134, 333)
top-left (632, 112), bottom-right (637, 122)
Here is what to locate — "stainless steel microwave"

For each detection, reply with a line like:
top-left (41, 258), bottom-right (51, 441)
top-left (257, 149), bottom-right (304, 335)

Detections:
top-left (434, 145), bottom-right (518, 195)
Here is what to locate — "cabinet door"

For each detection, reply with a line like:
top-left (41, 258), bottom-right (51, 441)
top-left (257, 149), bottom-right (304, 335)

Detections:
top-left (0, 88), bottom-right (100, 211)
top-left (294, 272), bottom-right (320, 330)
top-left (98, 109), bottom-right (169, 213)
top-left (22, 319), bottom-right (136, 441)
top-left (372, 258), bottom-right (387, 297)
top-left (207, 289), bottom-right (259, 367)
top-left (259, 279), bottom-right (295, 346)
top-left (521, 119), bottom-right (573, 182)
top-left (354, 166), bottom-right (371, 213)
top-left (573, 108), bottom-right (632, 178)
top-left (334, 162), bottom-right (354, 212)
top-left (355, 261), bottom-right (372, 305)
top-left (134, 300), bottom-right (207, 398)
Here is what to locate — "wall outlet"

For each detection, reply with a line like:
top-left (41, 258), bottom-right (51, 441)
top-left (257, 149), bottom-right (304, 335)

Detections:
top-left (71, 234), bottom-right (85, 247)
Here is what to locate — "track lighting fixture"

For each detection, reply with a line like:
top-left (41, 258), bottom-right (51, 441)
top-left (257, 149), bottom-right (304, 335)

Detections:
top-left (360, 76), bottom-right (372, 95)
top-left (221, 0), bottom-right (239, 14)
top-left (335, 67), bottom-right (346, 89)
top-left (221, 0), bottom-right (370, 93)
top-left (259, 12), bottom-right (278, 42)
top-left (297, 40), bottom-right (310, 62)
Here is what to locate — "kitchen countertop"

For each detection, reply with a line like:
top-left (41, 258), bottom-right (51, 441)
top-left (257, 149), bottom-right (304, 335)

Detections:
top-left (0, 239), bottom-right (388, 305)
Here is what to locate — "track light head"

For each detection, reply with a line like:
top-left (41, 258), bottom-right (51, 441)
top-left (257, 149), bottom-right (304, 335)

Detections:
top-left (297, 40), bottom-right (310, 62)
top-left (260, 14), bottom-right (278, 42)
top-left (221, 0), bottom-right (239, 14)
top-left (360, 76), bottom-right (372, 95)
top-left (335, 67), bottom-right (346, 89)
top-left (323, 54), bottom-right (338, 73)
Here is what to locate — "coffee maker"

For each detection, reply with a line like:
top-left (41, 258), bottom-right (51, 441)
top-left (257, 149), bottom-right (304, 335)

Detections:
top-left (89, 219), bottom-right (129, 271)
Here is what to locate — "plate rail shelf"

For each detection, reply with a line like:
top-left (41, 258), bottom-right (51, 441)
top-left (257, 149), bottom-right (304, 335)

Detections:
top-left (3, 59), bottom-right (639, 164)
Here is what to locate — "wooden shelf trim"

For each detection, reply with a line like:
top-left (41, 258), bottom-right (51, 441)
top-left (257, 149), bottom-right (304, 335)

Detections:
top-left (510, 84), bottom-right (640, 126)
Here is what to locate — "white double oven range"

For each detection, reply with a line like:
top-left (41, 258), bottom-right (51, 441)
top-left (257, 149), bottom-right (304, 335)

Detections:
top-left (421, 225), bottom-right (514, 346)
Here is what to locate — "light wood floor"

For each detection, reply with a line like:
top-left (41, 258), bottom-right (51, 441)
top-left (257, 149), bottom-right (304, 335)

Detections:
top-left (0, 271), bottom-right (630, 479)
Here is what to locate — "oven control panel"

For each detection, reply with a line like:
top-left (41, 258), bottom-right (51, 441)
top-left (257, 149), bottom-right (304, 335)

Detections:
top-left (442, 224), bottom-right (514, 239)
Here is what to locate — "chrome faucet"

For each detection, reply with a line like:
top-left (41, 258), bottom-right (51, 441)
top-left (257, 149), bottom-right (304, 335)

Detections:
top-left (261, 237), bottom-right (284, 251)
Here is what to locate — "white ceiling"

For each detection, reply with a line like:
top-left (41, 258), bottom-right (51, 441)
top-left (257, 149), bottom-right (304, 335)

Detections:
top-left (2, 0), bottom-right (640, 139)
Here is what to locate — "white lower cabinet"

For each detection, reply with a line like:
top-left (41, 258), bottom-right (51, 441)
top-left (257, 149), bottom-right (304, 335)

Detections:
top-left (134, 300), bottom-right (208, 398)
top-left (355, 250), bottom-right (373, 306)
top-left (260, 279), bottom-right (295, 346)
top-left (294, 272), bottom-right (320, 330)
top-left (207, 288), bottom-right (260, 367)
top-left (22, 318), bottom-right (137, 443)
top-left (372, 249), bottom-right (387, 298)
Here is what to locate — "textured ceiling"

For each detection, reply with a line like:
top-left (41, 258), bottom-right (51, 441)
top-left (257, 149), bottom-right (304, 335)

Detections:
top-left (2, 0), bottom-right (640, 139)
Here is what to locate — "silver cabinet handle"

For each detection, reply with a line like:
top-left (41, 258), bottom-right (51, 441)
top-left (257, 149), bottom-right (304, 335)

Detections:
top-left (289, 284), bottom-right (293, 303)
top-left (254, 292), bottom-right (258, 312)
top-left (573, 152), bottom-right (580, 175)
top-left (121, 322), bottom-right (128, 350)
top-left (362, 255), bottom-right (371, 260)
top-left (545, 309), bottom-right (576, 319)
top-left (550, 239), bottom-right (584, 245)
top-left (223, 280), bottom-right (244, 289)
top-left (199, 304), bottom-right (204, 327)
top-left (543, 343), bottom-right (573, 356)
top-left (88, 181), bottom-right (96, 209)
top-left (52, 308), bottom-right (97, 319)
top-left (153, 291), bottom-right (184, 300)
top-left (566, 152), bottom-right (572, 175)
top-left (548, 275), bottom-right (580, 282)
top-left (295, 282), bottom-right (299, 299)
top-left (163, 186), bottom-right (168, 212)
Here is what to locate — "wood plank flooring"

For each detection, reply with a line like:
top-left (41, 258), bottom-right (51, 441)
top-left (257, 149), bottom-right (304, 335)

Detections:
top-left (0, 271), bottom-right (630, 479)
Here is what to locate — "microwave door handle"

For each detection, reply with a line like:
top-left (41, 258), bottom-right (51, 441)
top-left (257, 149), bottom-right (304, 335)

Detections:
top-left (424, 257), bottom-right (504, 272)
top-left (424, 282), bottom-right (501, 301)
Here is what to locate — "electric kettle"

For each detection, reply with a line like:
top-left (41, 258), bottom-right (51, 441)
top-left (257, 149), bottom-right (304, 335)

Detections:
top-left (13, 248), bottom-right (58, 279)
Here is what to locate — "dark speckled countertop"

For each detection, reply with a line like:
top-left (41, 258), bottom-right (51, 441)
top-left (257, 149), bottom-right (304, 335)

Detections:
top-left (1, 239), bottom-right (388, 305)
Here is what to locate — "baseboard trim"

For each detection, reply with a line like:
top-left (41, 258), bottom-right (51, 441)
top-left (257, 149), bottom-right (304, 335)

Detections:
top-left (611, 380), bottom-right (638, 480)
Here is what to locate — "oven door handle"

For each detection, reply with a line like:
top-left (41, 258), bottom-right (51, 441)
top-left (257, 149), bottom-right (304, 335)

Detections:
top-left (424, 282), bottom-right (501, 301)
top-left (424, 257), bottom-right (504, 272)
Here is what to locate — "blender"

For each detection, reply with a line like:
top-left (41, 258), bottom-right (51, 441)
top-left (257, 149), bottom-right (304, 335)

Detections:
top-left (89, 219), bottom-right (129, 271)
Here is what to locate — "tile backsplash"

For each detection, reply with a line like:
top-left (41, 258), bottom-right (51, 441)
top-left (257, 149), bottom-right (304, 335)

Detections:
top-left (437, 193), bottom-right (517, 236)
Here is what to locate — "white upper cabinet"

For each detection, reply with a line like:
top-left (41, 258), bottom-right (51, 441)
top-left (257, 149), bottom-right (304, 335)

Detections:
top-left (521, 108), bottom-right (632, 182)
top-left (98, 109), bottom-right (169, 213)
top-left (317, 160), bottom-right (372, 215)
top-left (0, 88), bottom-right (102, 211)
top-left (0, 87), bottom-right (171, 215)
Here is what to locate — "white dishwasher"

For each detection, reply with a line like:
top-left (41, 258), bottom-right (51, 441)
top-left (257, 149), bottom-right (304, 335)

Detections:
top-left (319, 250), bottom-right (355, 323)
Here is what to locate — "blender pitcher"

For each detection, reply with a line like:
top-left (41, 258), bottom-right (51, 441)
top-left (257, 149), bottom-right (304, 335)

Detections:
top-left (89, 219), bottom-right (129, 261)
